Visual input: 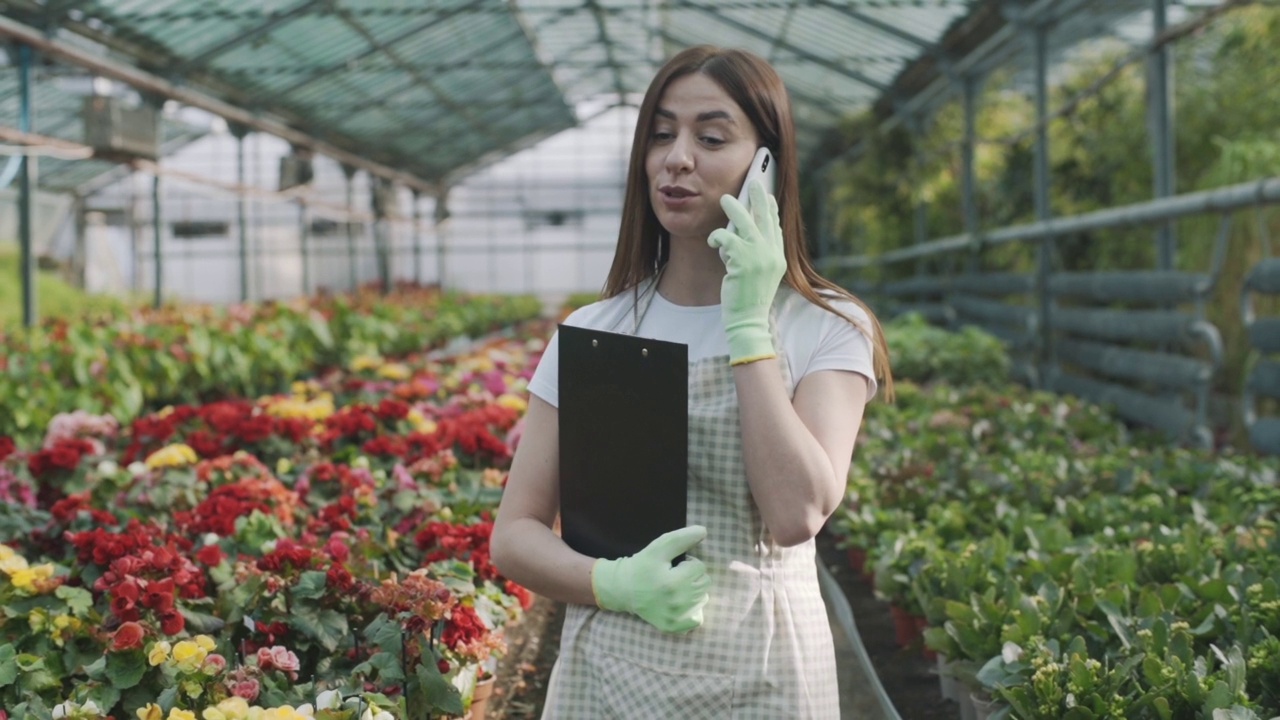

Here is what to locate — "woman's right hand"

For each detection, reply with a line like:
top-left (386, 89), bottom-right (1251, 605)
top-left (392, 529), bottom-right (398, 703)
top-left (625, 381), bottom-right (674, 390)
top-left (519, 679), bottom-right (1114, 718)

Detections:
top-left (591, 525), bottom-right (711, 634)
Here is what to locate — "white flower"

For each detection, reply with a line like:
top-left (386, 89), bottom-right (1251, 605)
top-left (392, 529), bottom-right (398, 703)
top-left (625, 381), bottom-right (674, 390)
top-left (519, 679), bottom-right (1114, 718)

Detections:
top-left (361, 706), bottom-right (394, 720)
top-left (1002, 641), bottom-right (1024, 664)
top-left (52, 703), bottom-right (70, 720)
top-left (96, 460), bottom-right (119, 476)
top-left (316, 690), bottom-right (343, 710)
top-left (127, 461), bottom-right (149, 477)
top-left (82, 701), bottom-right (102, 716)
top-left (294, 704), bottom-right (315, 716)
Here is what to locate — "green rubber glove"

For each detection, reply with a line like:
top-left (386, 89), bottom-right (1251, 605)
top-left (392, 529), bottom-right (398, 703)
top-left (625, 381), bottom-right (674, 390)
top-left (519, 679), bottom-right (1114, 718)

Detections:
top-left (591, 525), bottom-right (711, 634)
top-left (707, 179), bottom-right (787, 366)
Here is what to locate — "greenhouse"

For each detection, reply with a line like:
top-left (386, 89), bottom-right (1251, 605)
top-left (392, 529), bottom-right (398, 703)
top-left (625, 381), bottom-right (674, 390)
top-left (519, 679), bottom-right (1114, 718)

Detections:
top-left (2, 0), bottom-right (1279, 718)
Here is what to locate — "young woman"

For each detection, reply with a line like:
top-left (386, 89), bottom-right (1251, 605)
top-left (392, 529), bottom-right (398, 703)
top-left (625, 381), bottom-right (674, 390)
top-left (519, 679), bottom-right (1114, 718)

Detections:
top-left (490, 45), bottom-right (893, 718)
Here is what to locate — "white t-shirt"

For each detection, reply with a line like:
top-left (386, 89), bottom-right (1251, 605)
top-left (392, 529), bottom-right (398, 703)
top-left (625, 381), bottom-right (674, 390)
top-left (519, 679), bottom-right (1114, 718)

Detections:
top-left (528, 283), bottom-right (878, 407)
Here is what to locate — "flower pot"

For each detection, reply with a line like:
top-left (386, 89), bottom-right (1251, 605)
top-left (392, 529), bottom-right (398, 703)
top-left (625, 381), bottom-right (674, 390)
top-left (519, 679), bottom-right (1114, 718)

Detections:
top-left (936, 653), bottom-right (959, 702)
top-left (846, 546), bottom-right (867, 574)
top-left (470, 675), bottom-right (496, 719)
top-left (889, 604), bottom-right (917, 648)
top-left (957, 689), bottom-right (977, 720)
top-left (915, 615), bottom-right (937, 660)
top-left (970, 690), bottom-right (1003, 720)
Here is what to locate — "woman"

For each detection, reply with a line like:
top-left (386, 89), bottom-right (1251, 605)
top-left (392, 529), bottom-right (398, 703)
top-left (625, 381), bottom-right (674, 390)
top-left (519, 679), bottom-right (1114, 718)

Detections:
top-left (490, 45), bottom-right (893, 718)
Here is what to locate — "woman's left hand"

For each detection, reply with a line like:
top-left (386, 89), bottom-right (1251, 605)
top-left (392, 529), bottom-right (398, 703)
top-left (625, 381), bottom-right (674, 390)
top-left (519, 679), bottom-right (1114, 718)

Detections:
top-left (708, 179), bottom-right (787, 366)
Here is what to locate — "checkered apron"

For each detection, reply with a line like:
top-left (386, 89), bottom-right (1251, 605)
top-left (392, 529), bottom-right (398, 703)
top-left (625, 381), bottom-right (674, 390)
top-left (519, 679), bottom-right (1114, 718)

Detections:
top-left (541, 280), bottom-right (841, 719)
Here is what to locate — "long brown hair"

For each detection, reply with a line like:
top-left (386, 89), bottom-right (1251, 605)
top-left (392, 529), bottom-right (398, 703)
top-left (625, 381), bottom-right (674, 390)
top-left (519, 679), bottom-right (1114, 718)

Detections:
top-left (602, 45), bottom-right (893, 400)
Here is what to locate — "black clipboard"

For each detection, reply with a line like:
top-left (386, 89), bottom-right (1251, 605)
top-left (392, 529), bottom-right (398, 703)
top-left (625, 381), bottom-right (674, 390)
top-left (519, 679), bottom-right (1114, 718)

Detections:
top-left (558, 324), bottom-right (688, 561)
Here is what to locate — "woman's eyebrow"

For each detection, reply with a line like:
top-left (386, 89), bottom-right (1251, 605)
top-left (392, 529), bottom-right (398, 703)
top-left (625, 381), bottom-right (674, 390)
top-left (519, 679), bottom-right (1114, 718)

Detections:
top-left (654, 108), bottom-right (737, 124)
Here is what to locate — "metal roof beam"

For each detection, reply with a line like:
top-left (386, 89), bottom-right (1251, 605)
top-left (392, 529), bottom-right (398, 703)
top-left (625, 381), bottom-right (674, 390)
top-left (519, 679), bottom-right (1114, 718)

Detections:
top-left (816, 0), bottom-right (937, 50)
top-left (174, 0), bottom-right (331, 74)
top-left (0, 12), bottom-right (437, 194)
top-left (583, 0), bottom-right (630, 106)
top-left (677, 3), bottom-right (892, 94)
top-left (330, 26), bottom-right (528, 125)
top-left (654, 26), bottom-right (849, 120)
top-left (259, 0), bottom-right (493, 103)
top-left (335, 6), bottom-right (504, 149)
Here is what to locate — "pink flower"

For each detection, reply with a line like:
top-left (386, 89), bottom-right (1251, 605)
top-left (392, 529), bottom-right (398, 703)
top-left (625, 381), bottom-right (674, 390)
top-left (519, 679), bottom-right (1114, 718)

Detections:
top-left (257, 645), bottom-right (301, 679)
top-left (232, 679), bottom-right (260, 701)
top-left (203, 653), bottom-right (227, 674)
top-left (270, 646), bottom-right (301, 674)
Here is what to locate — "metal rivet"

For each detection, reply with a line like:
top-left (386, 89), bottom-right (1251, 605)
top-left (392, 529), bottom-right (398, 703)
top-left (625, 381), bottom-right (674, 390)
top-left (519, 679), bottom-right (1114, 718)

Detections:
top-left (592, 339), bottom-right (598, 347)
top-left (642, 348), bottom-right (648, 357)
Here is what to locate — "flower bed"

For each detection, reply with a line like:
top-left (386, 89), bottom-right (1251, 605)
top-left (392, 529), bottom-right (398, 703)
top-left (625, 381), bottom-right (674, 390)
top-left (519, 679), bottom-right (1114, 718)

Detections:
top-left (0, 322), bottom-right (550, 719)
top-left (0, 284), bottom-right (541, 447)
top-left (830, 316), bottom-right (1280, 720)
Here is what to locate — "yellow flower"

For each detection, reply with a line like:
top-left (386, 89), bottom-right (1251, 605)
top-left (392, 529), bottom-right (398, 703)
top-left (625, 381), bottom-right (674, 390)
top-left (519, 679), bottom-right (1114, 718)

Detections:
top-left (496, 393), bottom-right (527, 413)
top-left (149, 640), bottom-right (172, 666)
top-left (349, 354), bottom-right (382, 372)
top-left (407, 409), bottom-right (437, 434)
top-left (169, 710), bottom-right (197, 720)
top-left (9, 563), bottom-right (52, 592)
top-left (145, 443), bottom-right (198, 470)
top-left (194, 634), bottom-right (217, 652)
top-left (172, 639), bottom-right (207, 670)
top-left (52, 614), bottom-right (77, 631)
top-left (202, 697), bottom-right (250, 720)
top-left (137, 704), bottom-right (163, 720)
top-left (0, 547), bottom-right (29, 574)
top-left (377, 362), bottom-right (411, 381)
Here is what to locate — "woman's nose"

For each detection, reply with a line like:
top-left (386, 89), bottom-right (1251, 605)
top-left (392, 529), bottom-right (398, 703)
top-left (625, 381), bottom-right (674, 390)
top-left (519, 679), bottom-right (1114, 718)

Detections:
top-left (664, 134), bottom-right (694, 174)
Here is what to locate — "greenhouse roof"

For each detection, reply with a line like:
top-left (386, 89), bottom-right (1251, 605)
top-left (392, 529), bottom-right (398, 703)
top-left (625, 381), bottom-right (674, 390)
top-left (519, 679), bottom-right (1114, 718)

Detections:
top-left (0, 0), bottom-right (1165, 193)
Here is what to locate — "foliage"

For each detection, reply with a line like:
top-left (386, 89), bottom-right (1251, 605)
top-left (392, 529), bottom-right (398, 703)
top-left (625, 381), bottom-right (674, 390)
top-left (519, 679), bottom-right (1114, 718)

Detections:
top-left (0, 318), bottom-right (546, 718)
top-left (0, 285), bottom-right (541, 446)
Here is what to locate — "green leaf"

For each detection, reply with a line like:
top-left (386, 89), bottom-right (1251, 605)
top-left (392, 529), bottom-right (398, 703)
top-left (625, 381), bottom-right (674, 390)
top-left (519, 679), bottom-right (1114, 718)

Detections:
top-left (352, 649), bottom-right (405, 683)
top-left (411, 658), bottom-right (463, 717)
top-left (292, 570), bottom-right (329, 601)
top-left (0, 644), bottom-right (17, 686)
top-left (363, 612), bottom-right (403, 655)
top-left (289, 605), bottom-right (349, 654)
top-left (55, 585), bottom-right (94, 616)
top-left (179, 606), bottom-right (227, 635)
top-left (106, 650), bottom-right (147, 689)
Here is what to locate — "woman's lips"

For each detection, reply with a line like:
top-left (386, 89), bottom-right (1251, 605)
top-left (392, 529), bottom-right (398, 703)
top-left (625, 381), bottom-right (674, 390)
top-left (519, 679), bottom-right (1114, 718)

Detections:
top-left (658, 186), bottom-right (698, 208)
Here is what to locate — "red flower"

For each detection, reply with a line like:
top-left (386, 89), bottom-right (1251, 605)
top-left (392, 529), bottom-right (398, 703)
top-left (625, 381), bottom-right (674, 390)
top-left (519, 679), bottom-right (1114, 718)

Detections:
top-left (504, 580), bottom-right (534, 611)
top-left (442, 604), bottom-right (487, 650)
top-left (196, 544), bottom-right (225, 566)
top-left (143, 578), bottom-right (176, 611)
top-left (159, 608), bottom-right (185, 635)
top-left (0, 435), bottom-right (15, 462)
top-left (376, 399), bottom-right (410, 421)
top-left (362, 436), bottom-right (407, 458)
top-left (326, 562), bottom-right (356, 593)
top-left (186, 429), bottom-right (226, 459)
top-left (112, 621), bottom-right (145, 651)
top-left (233, 415), bottom-right (274, 445)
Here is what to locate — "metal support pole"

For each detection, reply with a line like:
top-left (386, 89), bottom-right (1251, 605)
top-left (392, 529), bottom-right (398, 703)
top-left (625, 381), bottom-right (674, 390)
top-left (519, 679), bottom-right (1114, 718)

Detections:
top-left (910, 117), bottom-right (928, 278)
top-left (1033, 23), bottom-right (1052, 385)
top-left (962, 75), bottom-right (980, 275)
top-left (435, 187), bottom-right (450, 291)
top-left (411, 189), bottom-right (422, 286)
top-left (298, 200), bottom-right (310, 296)
top-left (151, 167), bottom-right (163, 309)
top-left (16, 42), bottom-right (35, 328)
top-left (342, 163), bottom-right (358, 292)
top-left (1151, 0), bottom-right (1176, 270)
top-left (232, 123), bottom-right (250, 303)
top-left (372, 179), bottom-right (391, 296)
top-left (72, 194), bottom-right (87, 289)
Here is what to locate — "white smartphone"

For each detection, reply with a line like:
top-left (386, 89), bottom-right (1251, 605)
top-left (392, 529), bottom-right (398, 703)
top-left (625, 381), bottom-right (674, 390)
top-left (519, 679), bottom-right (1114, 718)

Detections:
top-left (722, 147), bottom-right (776, 262)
